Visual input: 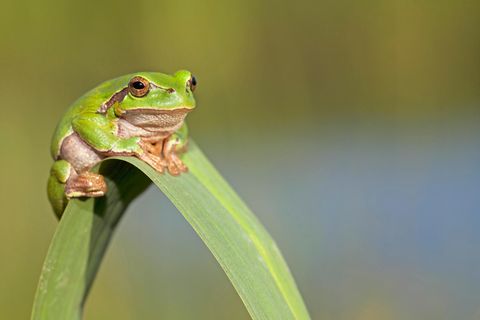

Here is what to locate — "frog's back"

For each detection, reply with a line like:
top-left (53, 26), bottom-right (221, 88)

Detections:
top-left (50, 74), bottom-right (135, 159)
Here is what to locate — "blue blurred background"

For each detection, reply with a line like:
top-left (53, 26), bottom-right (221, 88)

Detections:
top-left (1, 0), bottom-right (479, 319)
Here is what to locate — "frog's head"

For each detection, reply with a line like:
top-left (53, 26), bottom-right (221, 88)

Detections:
top-left (99, 70), bottom-right (196, 132)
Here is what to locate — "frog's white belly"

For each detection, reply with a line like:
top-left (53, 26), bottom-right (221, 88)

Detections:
top-left (116, 118), bottom-right (177, 141)
top-left (117, 107), bottom-right (188, 142)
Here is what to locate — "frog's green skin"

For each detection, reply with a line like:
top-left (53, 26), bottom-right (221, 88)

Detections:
top-left (48, 70), bottom-right (196, 218)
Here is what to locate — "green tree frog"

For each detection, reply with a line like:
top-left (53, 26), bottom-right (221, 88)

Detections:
top-left (48, 70), bottom-right (197, 217)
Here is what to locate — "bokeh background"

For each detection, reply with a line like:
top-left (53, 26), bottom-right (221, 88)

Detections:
top-left (1, 0), bottom-right (479, 319)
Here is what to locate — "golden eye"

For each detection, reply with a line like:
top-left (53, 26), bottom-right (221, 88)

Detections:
top-left (128, 76), bottom-right (150, 97)
top-left (188, 75), bottom-right (197, 92)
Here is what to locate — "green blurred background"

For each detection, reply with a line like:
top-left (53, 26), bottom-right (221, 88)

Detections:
top-left (1, 0), bottom-right (480, 319)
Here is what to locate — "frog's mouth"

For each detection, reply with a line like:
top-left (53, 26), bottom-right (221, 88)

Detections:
top-left (121, 107), bottom-right (191, 132)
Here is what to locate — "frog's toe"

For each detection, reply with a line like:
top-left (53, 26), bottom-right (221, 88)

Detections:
top-left (138, 152), bottom-right (166, 173)
top-left (165, 154), bottom-right (187, 176)
top-left (65, 172), bottom-right (107, 198)
top-left (167, 162), bottom-right (180, 176)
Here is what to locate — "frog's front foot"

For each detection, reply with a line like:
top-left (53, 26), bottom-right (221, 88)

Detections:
top-left (138, 137), bottom-right (187, 175)
top-left (65, 172), bottom-right (107, 198)
top-left (138, 140), bottom-right (166, 173)
top-left (163, 138), bottom-right (187, 176)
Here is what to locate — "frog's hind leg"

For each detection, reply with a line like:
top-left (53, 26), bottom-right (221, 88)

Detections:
top-left (48, 160), bottom-right (107, 218)
top-left (65, 171), bottom-right (107, 199)
top-left (47, 160), bottom-right (72, 218)
top-left (58, 133), bottom-right (107, 199)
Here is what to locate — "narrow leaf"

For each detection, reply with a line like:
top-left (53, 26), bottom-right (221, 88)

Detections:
top-left (32, 141), bottom-right (310, 320)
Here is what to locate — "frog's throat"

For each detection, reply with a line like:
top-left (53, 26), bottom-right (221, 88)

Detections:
top-left (120, 107), bottom-right (191, 133)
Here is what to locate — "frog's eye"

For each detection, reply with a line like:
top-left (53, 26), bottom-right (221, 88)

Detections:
top-left (188, 75), bottom-right (197, 92)
top-left (128, 76), bottom-right (150, 97)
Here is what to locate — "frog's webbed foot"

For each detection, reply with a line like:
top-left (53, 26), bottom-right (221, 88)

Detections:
top-left (65, 172), bottom-right (107, 198)
top-left (138, 140), bottom-right (166, 173)
top-left (162, 137), bottom-right (187, 176)
top-left (138, 137), bottom-right (187, 175)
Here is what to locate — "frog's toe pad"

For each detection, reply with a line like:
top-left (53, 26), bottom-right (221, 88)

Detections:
top-left (65, 172), bottom-right (107, 198)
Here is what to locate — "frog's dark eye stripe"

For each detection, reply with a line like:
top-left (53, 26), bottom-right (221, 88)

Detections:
top-left (128, 76), bottom-right (150, 97)
top-left (97, 87), bottom-right (129, 113)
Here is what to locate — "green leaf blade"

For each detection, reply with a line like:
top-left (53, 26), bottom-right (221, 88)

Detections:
top-left (32, 141), bottom-right (310, 320)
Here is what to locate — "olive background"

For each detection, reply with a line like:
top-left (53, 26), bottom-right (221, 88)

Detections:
top-left (1, 0), bottom-right (480, 319)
